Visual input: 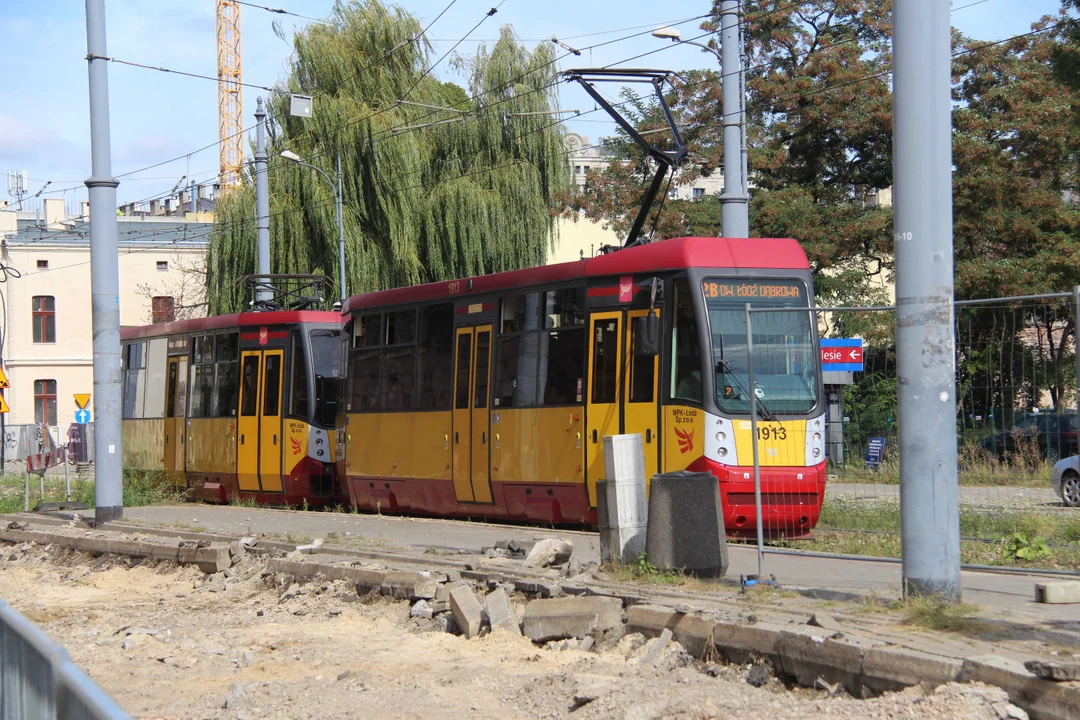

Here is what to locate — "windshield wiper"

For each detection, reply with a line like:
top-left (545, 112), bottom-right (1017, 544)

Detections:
top-left (716, 359), bottom-right (776, 422)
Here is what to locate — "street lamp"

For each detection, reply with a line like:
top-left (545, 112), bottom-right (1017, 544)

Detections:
top-left (652, 24), bottom-right (749, 228)
top-left (280, 150), bottom-right (347, 306)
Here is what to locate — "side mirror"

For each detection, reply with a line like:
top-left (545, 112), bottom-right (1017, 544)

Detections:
top-left (633, 313), bottom-right (662, 357)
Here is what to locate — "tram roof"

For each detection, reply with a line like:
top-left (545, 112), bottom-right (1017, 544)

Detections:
top-left (120, 310), bottom-right (341, 341)
top-left (344, 236), bottom-right (809, 314)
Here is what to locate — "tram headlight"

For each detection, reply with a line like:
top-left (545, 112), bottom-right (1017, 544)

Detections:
top-left (812, 433), bottom-right (821, 443)
top-left (316, 438), bottom-right (324, 446)
top-left (715, 432), bottom-right (727, 442)
top-left (812, 448), bottom-right (821, 458)
top-left (718, 447), bottom-right (728, 457)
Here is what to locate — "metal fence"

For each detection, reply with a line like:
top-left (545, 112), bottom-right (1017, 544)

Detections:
top-left (744, 290), bottom-right (1080, 575)
top-left (0, 598), bottom-right (127, 719)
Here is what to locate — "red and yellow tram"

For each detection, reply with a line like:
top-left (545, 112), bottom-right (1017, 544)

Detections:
top-left (120, 311), bottom-right (344, 507)
top-left (336, 236), bottom-right (826, 537)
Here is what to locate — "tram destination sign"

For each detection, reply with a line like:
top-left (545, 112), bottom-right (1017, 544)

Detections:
top-left (702, 279), bottom-right (805, 301)
top-left (820, 338), bottom-right (864, 372)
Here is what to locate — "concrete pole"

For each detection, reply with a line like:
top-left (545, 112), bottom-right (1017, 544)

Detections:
top-left (719, 0), bottom-right (749, 238)
top-left (189, 181), bottom-right (196, 213)
top-left (84, 0), bottom-right (123, 524)
top-left (745, 304), bottom-right (765, 578)
top-left (894, 0), bottom-right (961, 600)
top-left (336, 153), bottom-right (346, 304)
top-left (254, 97), bottom-right (271, 304)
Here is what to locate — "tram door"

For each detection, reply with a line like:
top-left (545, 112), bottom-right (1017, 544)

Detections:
top-left (452, 325), bottom-right (494, 504)
top-left (625, 309), bottom-right (661, 480)
top-left (237, 350), bottom-right (285, 493)
top-left (164, 356), bottom-right (188, 486)
top-left (586, 312), bottom-right (623, 506)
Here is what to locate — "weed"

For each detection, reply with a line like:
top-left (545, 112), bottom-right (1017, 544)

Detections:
top-left (1005, 533), bottom-right (1053, 561)
top-left (602, 554), bottom-right (688, 585)
top-left (230, 495), bottom-right (258, 508)
top-left (284, 531), bottom-right (313, 545)
top-left (895, 596), bottom-right (983, 634)
top-left (424, 546), bottom-right (440, 555)
top-left (302, 497), bottom-right (309, 513)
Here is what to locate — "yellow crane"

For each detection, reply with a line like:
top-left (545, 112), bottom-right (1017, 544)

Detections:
top-left (217, 0), bottom-right (243, 192)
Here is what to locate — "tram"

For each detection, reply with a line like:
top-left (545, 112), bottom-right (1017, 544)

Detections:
top-left (120, 311), bottom-right (344, 507)
top-left (336, 236), bottom-right (826, 537)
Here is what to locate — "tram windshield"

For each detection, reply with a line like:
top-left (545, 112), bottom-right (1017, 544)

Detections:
top-left (702, 278), bottom-right (818, 415)
top-left (310, 330), bottom-right (343, 427)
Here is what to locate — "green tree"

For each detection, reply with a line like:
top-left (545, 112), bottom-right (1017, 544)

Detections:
top-left (208, 0), bottom-right (569, 313)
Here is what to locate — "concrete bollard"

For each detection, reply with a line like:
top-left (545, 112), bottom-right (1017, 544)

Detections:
top-left (601, 434), bottom-right (648, 562)
top-left (646, 470), bottom-right (728, 577)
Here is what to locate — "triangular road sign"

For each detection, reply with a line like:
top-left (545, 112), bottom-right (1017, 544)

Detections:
top-left (0, 367), bottom-right (9, 389)
top-left (0, 394), bottom-right (9, 413)
top-left (74, 393), bottom-right (91, 409)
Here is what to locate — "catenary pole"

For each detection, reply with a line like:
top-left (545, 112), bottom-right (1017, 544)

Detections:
top-left (254, 97), bottom-right (271, 304)
top-left (336, 153), bottom-right (346, 304)
top-left (719, 0), bottom-right (749, 238)
top-left (894, 0), bottom-right (961, 600)
top-left (84, 0), bottom-right (123, 524)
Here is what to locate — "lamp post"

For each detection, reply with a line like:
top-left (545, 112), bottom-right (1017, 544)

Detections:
top-left (652, 22), bottom-right (749, 237)
top-left (280, 150), bottom-right (346, 305)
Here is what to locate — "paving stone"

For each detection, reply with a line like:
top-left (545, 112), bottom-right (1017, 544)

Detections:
top-left (513, 578), bottom-right (564, 598)
top-left (436, 579), bottom-right (468, 602)
top-left (521, 596), bottom-right (624, 643)
top-left (449, 585), bottom-right (484, 639)
top-left (640, 628), bottom-right (673, 665)
top-left (434, 613), bottom-right (459, 635)
top-left (381, 570), bottom-right (438, 600)
top-left (1024, 660), bottom-right (1080, 682)
top-left (1035, 581), bottom-right (1080, 604)
top-left (484, 588), bottom-right (519, 634)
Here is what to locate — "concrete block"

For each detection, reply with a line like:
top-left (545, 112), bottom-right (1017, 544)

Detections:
top-left (521, 596), bottom-right (623, 643)
top-left (380, 571), bottom-right (438, 600)
top-left (1025, 660), bottom-right (1080, 682)
top-left (625, 605), bottom-right (717, 660)
top-left (484, 588), bottom-right (519, 635)
top-left (645, 471), bottom-right (728, 577)
top-left (193, 546), bottom-right (231, 574)
top-left (352, 569), bottom-right (387, 596)
top-left (962, 654), bottom-right (1080, 720)
top-left (524, 539), bottom-right (574, 568)
top-left (863, 646), bottom-right (962, 693)
top-left (641, 628), bottom-right (673, 665)
top-left (436, 579), bottom-right (468, 602)
top-left (776, 627), bottom-right (883, 696)
top-left (449, 585), bottom-right (485, 639)
top-left (513, 578), bottom-right (564, 598)
top-left (710, 620), bottom-right (783, 665)
top-left (1035, 581), bottom-right (1080, 604)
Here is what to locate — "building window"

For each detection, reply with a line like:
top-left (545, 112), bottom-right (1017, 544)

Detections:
top-left (32, 296), bottom-right (55, 343)
top-left (152, 296), bottom-right (175, 324)
top-left (692, 188), bottom-right (705, 200)
top-left (34, 380), bottom-right (57, 426)
top-left (574, 166), bottom-right (581, 174)
top-left (156, 261), bottom-right (168, 271)
top-left (36, 259), bottom-right (48, 269)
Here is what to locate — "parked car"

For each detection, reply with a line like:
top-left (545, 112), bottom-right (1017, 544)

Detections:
top-left (977, 413), bottom-right (1079, 464)
top-left (1051, 455), bottom-right (1080, 507)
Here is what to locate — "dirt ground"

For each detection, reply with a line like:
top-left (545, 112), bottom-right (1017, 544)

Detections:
top-left (0, 543), bottom-right (1029, 720)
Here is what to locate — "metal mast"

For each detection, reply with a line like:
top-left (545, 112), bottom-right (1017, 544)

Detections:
top-left (216, 0), bottom-right (243, 192)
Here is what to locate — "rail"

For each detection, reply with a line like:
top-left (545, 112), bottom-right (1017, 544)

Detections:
top-left (0, 598), bottom-right (128, 719)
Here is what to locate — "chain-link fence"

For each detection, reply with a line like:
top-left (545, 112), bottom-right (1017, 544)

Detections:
top-left (0, 598), bottom-right (128, 719)
top-left (745, 291), bottom-right (1080, 574)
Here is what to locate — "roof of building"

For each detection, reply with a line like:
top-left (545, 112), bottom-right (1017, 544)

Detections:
top-left (6, 216), bottom-right (212, 249)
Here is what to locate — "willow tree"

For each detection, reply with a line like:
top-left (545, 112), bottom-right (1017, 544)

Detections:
top-left (208, 0), bottom-right (569, 313)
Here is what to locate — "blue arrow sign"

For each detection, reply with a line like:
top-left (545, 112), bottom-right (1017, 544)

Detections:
top-left (820, 338), bottom-right (864, 372)
top-left (74, 409), bottom-right (91, 425)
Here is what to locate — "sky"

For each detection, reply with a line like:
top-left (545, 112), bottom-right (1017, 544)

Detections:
top-left (0, 0), bottom-right (1067, 210)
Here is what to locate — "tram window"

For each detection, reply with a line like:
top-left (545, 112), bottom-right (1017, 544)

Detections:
top-left (348, 349), bottom-right (380, 410)
top-left (474, 331), bottom-right (491, 408)
top-left (358, 314), bottom-right (382, 348)
top-left (189, 365), bottom-right (214, 418)
top-left (290, 333), bottom-right (309, 421)
top-left (263, 354), bottom-right (282, 417)
top-left (310, 331), bottom-right (341, 426)
top-left (672, 279), bottom-right (703, 402)
top-left (494, 335), bottom-right (538, 407)
top-left (417, 303), bottom-right (454, 411)
top-left (543, 288), bottom-right (586, 329)
top-left (143, 338), bottom-right (167, 419)
top-left (241, 356), bottom-right (260, 416)
top-left (454, 335), bottom-right (471, 410)
top-left (125, 342), bottom-right (145, 370)
top-left (540, 329), bottom-right (585, 405)
top-left (194, 335), bottom-right (214, 365)
top-left (122, 342), bottom-right (146, 420)
top-left (591, 319), bottom-right (619, 404)
top-left (501, 293), bottom-right (539, 334)
top-left (166, 361), bottom-right (178, 418)
top-left (381, 346), bottom-right (415, 411)
top-left (215, 333), bottom-right (238, 362)
top-left (385, 310), bottom-right (416, 346)
top-left (629, 350), bottom-right (656, 403)
top-left (214, 361), bottom-right (239, 417)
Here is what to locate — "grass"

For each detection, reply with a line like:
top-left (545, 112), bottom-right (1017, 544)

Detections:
top-left (0, 466), bottom-right (179, 515)
top-left (283, 531), bottom-right (313, 545)
top-left (602, 554), bottom-right (700, 586)
top-left (772, 496), bottom-right (1080, 569)
top-left (896, 595), bottom-right (984, 634)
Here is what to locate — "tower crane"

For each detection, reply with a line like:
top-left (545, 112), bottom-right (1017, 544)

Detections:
top-left (217, 0), bottom-right (243, 192)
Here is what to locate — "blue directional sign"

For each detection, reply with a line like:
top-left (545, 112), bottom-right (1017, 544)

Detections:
top-left (74, 409), bottom-right (91, 425)
top-left (820, 338), bottom-right (864, 372)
